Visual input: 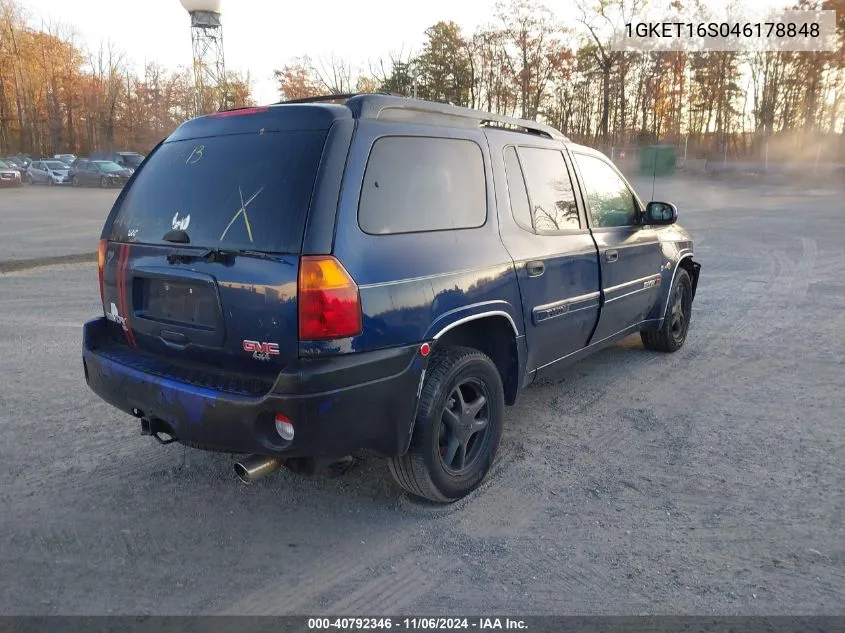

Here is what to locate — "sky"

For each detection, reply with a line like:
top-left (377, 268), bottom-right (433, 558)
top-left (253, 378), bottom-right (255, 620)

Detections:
top-left (20, 0), bottom-right (799, 105)
top-left (20, 0), bottom-right (498, 104)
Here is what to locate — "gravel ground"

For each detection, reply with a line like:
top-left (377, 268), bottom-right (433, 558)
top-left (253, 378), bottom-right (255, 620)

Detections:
top-left (0, 178), bottom-right (843, 615)
top-left (0, 186), bottom-right (118, 266)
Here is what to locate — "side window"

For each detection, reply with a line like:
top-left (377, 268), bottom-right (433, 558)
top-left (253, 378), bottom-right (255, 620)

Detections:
top-left (517, 147), bottom-right (580, 233)
top-left (503, 146), bottom-right (532, 230)
top-left (573, 153), bottom-right (639, 228)
top-left (358, 136), bottom-right (486, 235)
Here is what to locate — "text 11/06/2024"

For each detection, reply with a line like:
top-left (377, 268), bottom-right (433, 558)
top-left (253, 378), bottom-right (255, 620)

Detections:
top-left (307, 618), bottom-right (528, 630)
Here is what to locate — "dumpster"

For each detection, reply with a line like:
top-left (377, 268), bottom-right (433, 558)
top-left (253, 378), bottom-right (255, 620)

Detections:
top-left (639, 145), bottom-right (676, 176)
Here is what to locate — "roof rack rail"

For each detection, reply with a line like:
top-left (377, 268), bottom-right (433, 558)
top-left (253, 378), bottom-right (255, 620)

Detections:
top-left (344, 94), bottom-right (569, 142)
top-left (274, 93), bottom-right (569, 141)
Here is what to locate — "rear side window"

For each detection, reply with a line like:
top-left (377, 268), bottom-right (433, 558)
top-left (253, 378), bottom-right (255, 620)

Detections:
top-left (517, 147), bottom-right (580, 233)
top-left (358, 136), bottom-right (486, 234)
top-left (503, 147), bottom-right (532, 230)
top-left (110, 130), bottom-right (328, 253)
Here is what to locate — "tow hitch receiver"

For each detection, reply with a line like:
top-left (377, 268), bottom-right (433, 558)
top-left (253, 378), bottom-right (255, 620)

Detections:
top-left (140, 418), bottom-right (178, 445)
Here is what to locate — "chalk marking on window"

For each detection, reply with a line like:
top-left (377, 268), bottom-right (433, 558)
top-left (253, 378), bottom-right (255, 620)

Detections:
top-left (219, 185), bottom-right (265, 243)
top-left (186, 145), bottom-right (205, 165)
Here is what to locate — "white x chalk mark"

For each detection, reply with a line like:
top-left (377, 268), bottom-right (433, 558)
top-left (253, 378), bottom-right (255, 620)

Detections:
top-left (219, 185), bottom-right (266, 243)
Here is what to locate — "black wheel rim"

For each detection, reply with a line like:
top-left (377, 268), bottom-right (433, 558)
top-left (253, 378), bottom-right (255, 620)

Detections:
top-left (437, 378), bottom-right (491, 475)
top-left (670, 281), bottom-right (691, 343)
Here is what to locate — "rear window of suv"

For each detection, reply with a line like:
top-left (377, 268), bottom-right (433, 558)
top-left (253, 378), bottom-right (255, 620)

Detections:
top-left (110, 130), bottom-right (328, 253)
top-left (358, 136), bottom-right (486, 234)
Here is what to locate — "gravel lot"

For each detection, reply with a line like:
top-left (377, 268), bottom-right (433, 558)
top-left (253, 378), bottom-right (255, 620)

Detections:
top-left (0, 178), bottom-right (843, 615)
top-left (0, 186), bottom-right (118, 267)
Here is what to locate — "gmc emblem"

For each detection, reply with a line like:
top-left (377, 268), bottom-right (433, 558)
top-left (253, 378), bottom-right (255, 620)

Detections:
top-left (243, 340), bottom-right (280, 361)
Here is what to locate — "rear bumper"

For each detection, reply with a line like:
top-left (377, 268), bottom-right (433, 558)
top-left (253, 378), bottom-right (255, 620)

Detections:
top-left (82, 318), bottom-right (428, 458)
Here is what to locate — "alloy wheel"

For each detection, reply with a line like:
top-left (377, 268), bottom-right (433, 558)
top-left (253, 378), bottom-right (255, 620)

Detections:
top-left (438, 378), bottom-right (491, 474)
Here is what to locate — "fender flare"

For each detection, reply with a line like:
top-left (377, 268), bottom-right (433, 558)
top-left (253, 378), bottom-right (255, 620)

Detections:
top-left (660, 253), bottom-right (696, 318)
top-left (425, 301), bottom-right (522, 341)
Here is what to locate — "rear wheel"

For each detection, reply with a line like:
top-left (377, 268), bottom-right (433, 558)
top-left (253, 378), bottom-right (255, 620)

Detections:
top-left (641, 268), bottom-right (693, 353)
top-left (388, 346), bottom-right (504, 503)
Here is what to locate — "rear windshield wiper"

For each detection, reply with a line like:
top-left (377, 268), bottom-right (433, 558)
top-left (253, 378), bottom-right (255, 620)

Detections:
top-left (167, 247), bottom-right (281, 265)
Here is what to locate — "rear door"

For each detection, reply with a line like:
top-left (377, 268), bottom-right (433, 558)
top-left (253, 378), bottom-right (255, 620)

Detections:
top-left (82, 161), bottom-right (96, 185)
top-left (101, 113), bottom-right (334, 376)
top-left (30, 162), bottom-right (44, 183)
top-left (495, 139), bottom-right (601, 373)
top-left (570, 151), bottom-right (664, 342)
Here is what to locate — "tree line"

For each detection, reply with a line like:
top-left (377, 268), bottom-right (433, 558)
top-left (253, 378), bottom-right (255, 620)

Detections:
top-left (0, 0), bottom-right (252, 156)
top-left (2, 0), bottom-right (843, 161)
top-left (277, 0), bottom-right (845, 162)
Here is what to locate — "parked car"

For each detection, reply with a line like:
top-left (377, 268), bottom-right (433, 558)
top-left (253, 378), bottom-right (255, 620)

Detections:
top-left (92, 151), bottom-right (146, 173)
top-left (0, 159), bottom-right (22, 187)
top-left (69, 159), bottom-right (132, 188)
top-left (82, 95), bottom-right (700, 503)
top-left (7, 154), bottom-right (32, 169)
top-left (2, 157), bottom-right (26, 173)
top-left (26, 160), bottom-right (71, 185)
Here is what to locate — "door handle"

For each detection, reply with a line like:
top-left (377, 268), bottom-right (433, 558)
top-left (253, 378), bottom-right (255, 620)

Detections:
top-left (526, 260), bottom-right (545, 277)
top-left (605, 249), bottom-right (619, 263)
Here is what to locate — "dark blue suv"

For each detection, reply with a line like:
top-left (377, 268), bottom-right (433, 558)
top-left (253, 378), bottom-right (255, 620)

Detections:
top-left (82, 94), bottom-right (700, 502)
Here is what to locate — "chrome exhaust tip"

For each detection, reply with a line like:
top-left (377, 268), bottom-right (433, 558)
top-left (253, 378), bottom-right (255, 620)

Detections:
top-left (234, 455), bottom-right (282, 484)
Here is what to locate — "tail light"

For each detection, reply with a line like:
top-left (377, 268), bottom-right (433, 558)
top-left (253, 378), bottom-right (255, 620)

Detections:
top-left (298, 256), bottom-right (362, 341)
top-left (97, 239), bottom-right (107, 305)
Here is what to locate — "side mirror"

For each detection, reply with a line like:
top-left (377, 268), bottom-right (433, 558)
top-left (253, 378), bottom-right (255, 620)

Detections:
top-left (644, 201), bottom-right (678, 225)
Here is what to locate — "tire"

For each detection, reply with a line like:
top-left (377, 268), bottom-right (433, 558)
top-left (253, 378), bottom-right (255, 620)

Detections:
top-left (25, 174), bottom-right (33, 185)
top-left (388, 346), bottom-right (505, 503)
top-left (72, 175), bottom-right (79, 187)
top-left (641, 268), bottom-right (693, 353)
top-left (47, 178), bottom-right (54, 186)
top-left (100, 176), bottom-right (108, 189)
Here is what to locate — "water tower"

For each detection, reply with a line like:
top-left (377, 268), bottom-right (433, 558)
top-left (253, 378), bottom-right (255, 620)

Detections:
top-left (180, 0), bottom-right (227, 114)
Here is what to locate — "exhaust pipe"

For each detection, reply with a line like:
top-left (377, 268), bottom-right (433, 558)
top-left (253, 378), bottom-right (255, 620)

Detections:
top-left (234, 455), bottom-right (282, 484)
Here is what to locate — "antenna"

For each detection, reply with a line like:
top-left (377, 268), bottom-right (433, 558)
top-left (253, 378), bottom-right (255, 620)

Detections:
top-left (180, 0), bottom-right (227, 115)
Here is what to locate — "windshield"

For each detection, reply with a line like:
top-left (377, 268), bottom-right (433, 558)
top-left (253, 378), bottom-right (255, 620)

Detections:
top-left (45, 161), bottom-right (67, 171)
top-left (111, 130), bottom-right (328, 253)
top-left (0, 160), bottom-right (8, 169)
top-left (121, 154), bottom-right (144, 168)
top-left (95, 161), bottom-right (124, 172)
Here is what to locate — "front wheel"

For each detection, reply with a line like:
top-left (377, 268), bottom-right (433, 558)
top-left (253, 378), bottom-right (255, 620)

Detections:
top-left (388, 346), bottom-right (505, 503)
top-left (641, 268), bottom-right (693, 353)
top-left (99, 176), bottom-right (109, 189)
top-left (47, 178), bottom-right (54, 186)
top-left (72, 175), bottom-right (79, 187)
